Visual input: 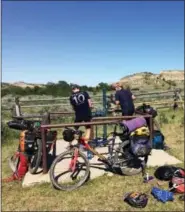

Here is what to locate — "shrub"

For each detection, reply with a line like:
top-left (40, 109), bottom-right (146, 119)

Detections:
top-left (159, 112), bottom-right (169, 124)
top-left (1, 122), bottom-right (19, 145)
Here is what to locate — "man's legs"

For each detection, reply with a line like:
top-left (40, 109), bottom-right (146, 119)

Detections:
top-left (83, 117), bottom-right (92, 140)
top-left (74, 117), bottom-right (83, 130)
top-left (74, 116), bottom-right (92, 140)
top-left (122, 109), bottom-right (135, 116)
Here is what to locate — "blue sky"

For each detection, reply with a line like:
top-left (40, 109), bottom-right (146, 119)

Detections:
top-left (2, 1), bottom-right (184, 86)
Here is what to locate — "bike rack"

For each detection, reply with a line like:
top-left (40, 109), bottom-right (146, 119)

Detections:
top-left (41, 115), bottom-right (153, 174)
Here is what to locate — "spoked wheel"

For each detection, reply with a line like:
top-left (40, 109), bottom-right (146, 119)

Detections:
top-left (112, 140), bottom-right (142, 176)
top-left (28, 138), bottom-right (42, 174)
top-left (50, 149), bottom-right (90, 191)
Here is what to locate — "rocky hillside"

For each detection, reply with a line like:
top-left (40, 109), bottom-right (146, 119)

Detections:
top-left (2, 81), bottom-right (44, 88)
top-left (119, 70), bottom-right (184, 90)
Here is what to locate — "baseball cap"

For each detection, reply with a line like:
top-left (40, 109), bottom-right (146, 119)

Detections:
top-left (71, 84), bottom-right (80, 90)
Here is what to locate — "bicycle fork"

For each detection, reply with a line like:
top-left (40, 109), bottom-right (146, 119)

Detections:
top-left (69, 148), bottom-right (79, 172)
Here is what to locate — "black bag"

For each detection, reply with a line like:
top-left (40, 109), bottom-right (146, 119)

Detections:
top-left (63, 129), bottom-right (75, 142)
top-left (46, 130), bottom-right (57, 144)
top-left (7, 120), bottom-right (33, 131)
top-left (136, 104), bottom-right (158, 118)
top-left (154, 165), bottom-right (182, 181)
top-left (123, 192), bottom-right (148, 208)
top-left (24, 131), bottom-right (36, 152)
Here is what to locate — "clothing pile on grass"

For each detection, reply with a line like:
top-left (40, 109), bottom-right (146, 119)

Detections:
top-left (123, 165), bottom-right (185, 208)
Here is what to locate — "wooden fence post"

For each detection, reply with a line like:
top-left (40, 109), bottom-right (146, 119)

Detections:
top-left (176, 89), bottom-right (184, 109)
top-left (14, 97), bottom-right (22, 117)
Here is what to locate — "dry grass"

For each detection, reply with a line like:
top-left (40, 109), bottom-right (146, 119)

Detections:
top-left (1, 110), bottom-right (184, 211)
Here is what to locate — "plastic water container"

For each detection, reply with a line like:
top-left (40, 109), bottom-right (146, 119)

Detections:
top-left (87, 150), bottom-right (93, 160)
top-left (152, 130), bottom-right (164, 149)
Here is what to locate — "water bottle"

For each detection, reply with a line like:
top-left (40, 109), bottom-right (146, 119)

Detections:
top-left (87, 141), bottom-right (94, 160)
top-left (87, 150), bottom-right (93, 160)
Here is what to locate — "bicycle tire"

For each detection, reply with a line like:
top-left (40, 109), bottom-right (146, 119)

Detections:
top-left (50, 149), bottom-right (90, 191)
top-left (28, 138), bottom-right (42, 174)
top-left (114, 140), bottom-right (142, 176)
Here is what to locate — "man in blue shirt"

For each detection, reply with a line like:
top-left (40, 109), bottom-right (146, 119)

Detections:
top-left (113, 82), bottom-right (136, 116)
top-left (70, 84), bottom-right (92, 130)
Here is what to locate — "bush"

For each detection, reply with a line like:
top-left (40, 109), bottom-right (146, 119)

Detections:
top-left (1, 123), bottom-right (19, 145)
top-left (159, 112), bottom-right (169, 124)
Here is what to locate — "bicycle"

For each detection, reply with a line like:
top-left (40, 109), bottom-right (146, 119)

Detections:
top-left (50, 121), bottom-right (148, 191)
top-left (8, 118), bottom-right (57, 174)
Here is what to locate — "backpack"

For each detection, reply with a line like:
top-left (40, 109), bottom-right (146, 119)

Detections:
top-left (130, 127), bottom-right (152, 157)
top-left (2, 152), bottom-right (28, 183)
top-left (169, 168), bottom-right (185, 193)
top-left (135, 104), bottom-right (158, 118)
top-left (152, 130), bottom-right (165, 149)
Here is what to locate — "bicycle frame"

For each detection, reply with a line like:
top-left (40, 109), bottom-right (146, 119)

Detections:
top-left (68, 124), bottom-right (120, 171)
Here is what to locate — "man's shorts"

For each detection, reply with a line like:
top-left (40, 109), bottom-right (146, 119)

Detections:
top-left (74, 116), bottom-right (92, 129)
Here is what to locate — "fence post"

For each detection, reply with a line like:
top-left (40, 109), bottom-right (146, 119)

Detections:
top-left (102, 88), bottom-right (107, 138)
top-left (176, 89), bottom-right (184, 109)
top-left (14, 97), bottom-right (21, 117)
top-left (41, 114), bottom-right (48, 174)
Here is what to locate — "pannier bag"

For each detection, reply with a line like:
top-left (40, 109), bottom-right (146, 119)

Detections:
top-left (46, 130), bottom-right (57, 149)
top-left (19, 130), bottom-right (36, 152)
top-left (130, 126), bottom-right (152, 157)
top-left (19, 130), bottom-right (57, 153)
top-left (152, 130), bottom-right (164, 149)
top-left (130, 135), bottom-right (152, 157)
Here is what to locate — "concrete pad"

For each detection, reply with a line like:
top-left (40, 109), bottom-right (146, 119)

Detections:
top-left (22, 137), bottom-right (182, 188)
top-left (147, 149), bottom-right (182, 167)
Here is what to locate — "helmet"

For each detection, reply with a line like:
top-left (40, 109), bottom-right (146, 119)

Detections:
top-left (63, 129), bottom-right (75, 142)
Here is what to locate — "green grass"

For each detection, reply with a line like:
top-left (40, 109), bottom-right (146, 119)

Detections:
top-left (1, 110), bottom-right (184, 211)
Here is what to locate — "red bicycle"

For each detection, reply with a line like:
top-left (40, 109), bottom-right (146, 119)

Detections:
top-left (49, 122), bottom-right (146, 191)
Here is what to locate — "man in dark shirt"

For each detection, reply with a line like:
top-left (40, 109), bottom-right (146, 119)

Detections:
top-left (113, 82), bottom-right (136, 116)
top-left (70, 84), bottom-right (92, 130)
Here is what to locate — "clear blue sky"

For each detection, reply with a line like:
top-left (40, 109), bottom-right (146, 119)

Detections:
top-left (2, 1), bottom-right (184, 86)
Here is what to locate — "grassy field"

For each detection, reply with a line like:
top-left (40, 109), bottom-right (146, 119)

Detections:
top-left (1, 109), bottom-right (184, 211)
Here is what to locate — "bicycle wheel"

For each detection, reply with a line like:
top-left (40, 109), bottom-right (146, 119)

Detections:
top-left (50, 149), bottom-right (90, 191)
top-left (113, 140), bottom-right (142, 176)
top-left (28, 138), bottom-right (42, 174)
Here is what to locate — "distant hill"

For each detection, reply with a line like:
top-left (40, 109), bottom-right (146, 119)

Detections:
top-left (2, 70), bottom-right (184, 91)
top-left (119, 70), bottom-right (184, 91)
top-left (2, 81), bottom-right (45, 88)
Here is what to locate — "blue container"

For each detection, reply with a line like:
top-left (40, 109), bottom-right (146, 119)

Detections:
top-left (87, 150), bottom-right (93, 160)
top-left (152, 130), bottom-right (164, 149)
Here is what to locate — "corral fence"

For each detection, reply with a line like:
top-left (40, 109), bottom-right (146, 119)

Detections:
top-left (3, 88), bottom-right (183, 174)
top-left (2, 88), bottom-right (184, 139)
top-left (2, 88), bottom-right (184, 114)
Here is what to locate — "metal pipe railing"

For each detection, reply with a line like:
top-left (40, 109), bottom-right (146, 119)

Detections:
top-left (41, 115), bottom-right (153, 174)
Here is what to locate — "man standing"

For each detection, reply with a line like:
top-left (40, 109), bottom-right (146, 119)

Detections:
top-left (113, 82), bottom-right (136, 116)
top-left (69, 84), bottom-right (92, 139)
